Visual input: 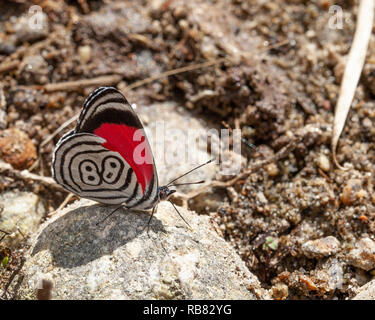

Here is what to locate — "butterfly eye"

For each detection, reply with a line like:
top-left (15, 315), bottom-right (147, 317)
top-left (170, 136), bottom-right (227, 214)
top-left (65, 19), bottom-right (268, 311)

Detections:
top-left (102, 156), bottom-right (123, 184)
top-left (79, 160), bottom-right (101, 185)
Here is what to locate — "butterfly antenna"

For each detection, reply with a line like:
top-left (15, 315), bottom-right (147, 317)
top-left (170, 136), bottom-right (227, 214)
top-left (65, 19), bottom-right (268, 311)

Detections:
top-left (168, 180), bottom-right (205, 187)
top-left (221, 120), bottom-right (257, 151)
top-left (169, 200), bottom-right (193, 231)
top-left (96, 205), bottom-right (123, 226)
top-left (241, 138), bottom-right (257, 151)
top-left (167, 159), bottom-right (215, 187)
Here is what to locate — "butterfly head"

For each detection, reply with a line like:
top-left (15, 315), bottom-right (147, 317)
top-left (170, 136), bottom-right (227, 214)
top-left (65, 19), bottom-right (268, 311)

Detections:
top-left (158, 186), bottom-right (176, 201)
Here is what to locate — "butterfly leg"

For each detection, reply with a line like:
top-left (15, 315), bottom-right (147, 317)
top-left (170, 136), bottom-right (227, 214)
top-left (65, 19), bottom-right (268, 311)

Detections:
top-left (145, 205), bottom-right (157, 237)
top-left (168, 200), bottom-right (193, 231)
top-left (95, 204), bottom-right (123, 226)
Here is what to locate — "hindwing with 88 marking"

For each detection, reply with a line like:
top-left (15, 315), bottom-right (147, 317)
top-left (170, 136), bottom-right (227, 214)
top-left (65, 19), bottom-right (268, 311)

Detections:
top-left (52, 87), bottom-right (159, 209)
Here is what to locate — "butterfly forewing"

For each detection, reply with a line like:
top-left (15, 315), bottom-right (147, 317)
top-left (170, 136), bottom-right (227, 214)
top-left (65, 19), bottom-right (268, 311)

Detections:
top-left (52, 87), bottom-right (159, 209)
top-left (77, 87), bottom-right (144, 133)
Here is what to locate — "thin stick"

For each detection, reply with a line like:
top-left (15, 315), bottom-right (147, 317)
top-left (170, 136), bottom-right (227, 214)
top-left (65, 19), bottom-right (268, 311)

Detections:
top-left (41, 75), bottom-right (123, 93)
top-left (331, 0), bottom-right (374, 169)
top-left (47, 193), bottom-right (76, 217)
top-left (0, 160), bottom-right (65, 192)
top-left (0, 60), bottom-right (19, 74)
top-left (124, 58), bottom-right (228, 91)
top-left (40, 114), bottom-right (79, 148)
top-left (38, 58), bottom-right (227, 94)
top-left (264, 39), bottom-right (292, 51)
top-left (27, 156), bottom-right (40, 172)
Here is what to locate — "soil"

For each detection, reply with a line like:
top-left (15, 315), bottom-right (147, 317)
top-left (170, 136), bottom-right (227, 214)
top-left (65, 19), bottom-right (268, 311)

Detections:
top-left (1, 0), bottom-right (375, 300)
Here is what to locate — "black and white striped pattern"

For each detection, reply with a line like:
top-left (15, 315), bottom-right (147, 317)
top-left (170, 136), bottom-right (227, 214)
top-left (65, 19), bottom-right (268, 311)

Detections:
top-left (51, 87), bottom-right (159, 209)
top-left (77, 87), bottom-right (143, 134)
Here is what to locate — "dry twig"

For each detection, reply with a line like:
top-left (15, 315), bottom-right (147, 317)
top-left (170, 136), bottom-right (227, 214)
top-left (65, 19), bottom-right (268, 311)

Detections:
top-left (123, 58), bottom-right (228, 92)
top-left (331, 0), bottom-right (374, 169)
top-left (0, 160), bottom-right (65, 192)
top-left (47, 193), bottom-right (76, 217)
top-left (40, 114), bottom-right (79, 148)
top-left (0, 61), bottom-right (19, 74)
top-left (40, 74), bottom-right (123, 93)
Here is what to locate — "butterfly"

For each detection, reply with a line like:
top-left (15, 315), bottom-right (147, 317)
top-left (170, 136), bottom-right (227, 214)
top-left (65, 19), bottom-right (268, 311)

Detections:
top-left (52, 87), bottom-right (212, 225)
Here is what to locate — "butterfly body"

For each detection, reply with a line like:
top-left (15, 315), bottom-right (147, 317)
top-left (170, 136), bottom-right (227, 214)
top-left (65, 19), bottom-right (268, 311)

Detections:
top-left (52, 87), bottom-right (161, 210)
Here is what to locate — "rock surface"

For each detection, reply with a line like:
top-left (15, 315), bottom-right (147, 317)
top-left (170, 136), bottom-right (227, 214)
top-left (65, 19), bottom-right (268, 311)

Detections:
top-left (17, 199), bottom-right (268, 300)
top-left (301, 236), bottom-right (340, 259)
top-left (346, 238), bottom-right (375, 271)
top-left (0, 192), bottom-right (46, 249)
top-left (353, 279), bottom-right (375, 300)
top-left (14, 12), bottom-right (49, 44)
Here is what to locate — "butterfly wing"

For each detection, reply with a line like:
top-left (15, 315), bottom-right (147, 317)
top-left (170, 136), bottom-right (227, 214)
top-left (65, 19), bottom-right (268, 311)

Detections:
top-left (52, 87), bottom-right (159, 209)
top-left (52, 131), bottom-right (143, 205)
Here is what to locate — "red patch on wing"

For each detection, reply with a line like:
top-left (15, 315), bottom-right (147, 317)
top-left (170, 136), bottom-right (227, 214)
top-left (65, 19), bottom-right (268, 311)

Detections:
top-left (94, 123), bottom-right (154, 193)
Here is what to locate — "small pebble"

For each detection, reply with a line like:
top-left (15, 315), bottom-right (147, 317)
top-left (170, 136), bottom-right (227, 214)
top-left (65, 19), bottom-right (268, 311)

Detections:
top-left (266, 163), bottom-right (279, 176)
top-left (0, 128), bottom-right (37, 170)
top-left (14, 13), bottom-right (49, 43)
top-left (301, 236), bottom-right (340, 259)
top-left (78, 45), bottom-right (92, 64)
top-left (20, 55), bottom-right (49, 84)
top-left (340, 179), bottom-right (362, 206)
top-left (317, 153), bottom-right (330, 172)
top-left (346, 237), bottom-right (375, 271)
top-left (271, 283), bottom-right (288, 300)
top-left (299, 274), bottom-right (318, 291)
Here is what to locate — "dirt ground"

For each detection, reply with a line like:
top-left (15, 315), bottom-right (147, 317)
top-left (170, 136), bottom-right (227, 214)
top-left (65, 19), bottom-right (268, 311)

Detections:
top-left (1, 0), bottom-right (375, 300)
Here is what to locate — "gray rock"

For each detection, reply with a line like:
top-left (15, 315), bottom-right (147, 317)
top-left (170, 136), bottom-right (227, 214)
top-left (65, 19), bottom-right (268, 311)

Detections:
top-left (353, 279), bottom-right (375, 300)
top-left (19, 55), bottom-right (49, 84)
top-left (346, 238), bottom-right (375, 271)
top-left (17, 199), bottom-right (268, 300)
top-left (314, 258), bottom-right (344, 293)
top-left (0, 192), bottom-right (46, 249)
top-left (301, 236), bottom-right (341, 259)
top-left (14, 12), bottom-right (49, 44)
